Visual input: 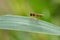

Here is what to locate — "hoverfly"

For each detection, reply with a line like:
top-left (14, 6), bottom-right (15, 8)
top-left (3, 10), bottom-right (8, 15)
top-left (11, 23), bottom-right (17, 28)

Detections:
top-left (30, 12), bottom-right (43, 23)
top-left (30, 12), bottom-right (43, 18)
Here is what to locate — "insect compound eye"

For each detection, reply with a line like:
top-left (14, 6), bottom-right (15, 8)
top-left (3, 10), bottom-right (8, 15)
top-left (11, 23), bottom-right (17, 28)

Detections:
top-left (30, 13), bottom-right (35, 16)
top-left (30, 13), bottom-right (33, 16)
top-left (32, 13), bottom-right (35, 16)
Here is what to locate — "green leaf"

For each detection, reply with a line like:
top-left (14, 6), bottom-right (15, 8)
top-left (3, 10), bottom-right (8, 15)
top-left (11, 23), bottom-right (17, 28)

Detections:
top-left (0, 15), bottom-right (60, 36)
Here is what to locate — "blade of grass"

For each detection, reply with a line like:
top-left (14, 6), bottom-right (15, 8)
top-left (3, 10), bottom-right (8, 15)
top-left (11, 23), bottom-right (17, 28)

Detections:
top-left (0, 15), bottom-right (60, 36)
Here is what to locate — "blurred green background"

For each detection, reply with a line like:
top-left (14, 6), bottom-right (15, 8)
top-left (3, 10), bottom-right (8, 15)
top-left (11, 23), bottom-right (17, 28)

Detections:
top-left (0, 0), bottom-right (60, 40)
